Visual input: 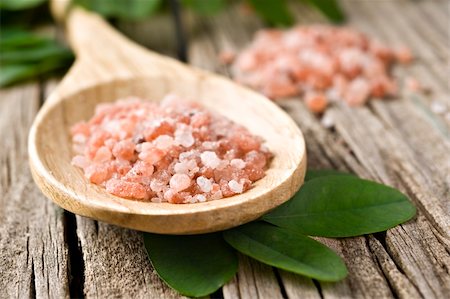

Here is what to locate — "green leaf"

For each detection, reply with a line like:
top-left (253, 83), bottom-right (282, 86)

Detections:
top-left (0, 57), bottom-right (72, 87)
top-left (143, 232), bottom-right (238, 297)
top-left (305, 169), bottom-right (354, 181)
top-left (263, 176), bottom-right (416, 237)
top-left (0, 27), bottom-right (74, 87)
top-left (224, 222), bottom-right (347, 281)
top-left (0, 0), bottom-right (46, 10)
top-left (0, 30), bottom-right (50, 50)
top-left (300, 0), bottom-right (345, 23)
top-left (74, 0), bottom-right (162, 20)
top-left (182, 0), bottom-right (225, 15)
top-left (247, 0), bottom-right (294, 26)
top-left (1, 43), bottom-right (72, 64)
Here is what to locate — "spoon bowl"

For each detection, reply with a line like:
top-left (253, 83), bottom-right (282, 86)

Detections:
top-left (28, 7), bottom-right (306, 234)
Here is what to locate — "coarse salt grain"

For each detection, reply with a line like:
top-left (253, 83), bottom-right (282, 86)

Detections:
top-left (154, 135), bottom-right (174, 150)
top-left (169, 173), bottom-right (191, 192)
top-left (228, 180), bottom-right (244, 194)
top-left (195, 194), bottom-right (207, 203)
top-left (196, 176), bottom-right (212, 193)
top-left (200, 151), bottom-right (221, 169)
top-left (175, 126), bottom-right (195, 147)
top-left (230, 159), bottom-right (246, 169)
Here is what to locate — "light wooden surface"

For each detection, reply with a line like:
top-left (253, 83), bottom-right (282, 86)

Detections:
top-left (28, 7), bottom-right (306, 234)
top-left (1, 0), bottom-right (449, 298)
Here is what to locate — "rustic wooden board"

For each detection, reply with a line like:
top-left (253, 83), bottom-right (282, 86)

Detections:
top-left (0, 84), bottom-right (70, 298)
top-left (0, 0), bottom-right (448, 298)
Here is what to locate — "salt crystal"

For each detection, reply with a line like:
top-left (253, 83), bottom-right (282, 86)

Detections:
top-left (179, 150), bottom-right (196, 161)
top-left (200, 151), bottom-right (221, 169)
top-left (73, 133), bottom-right (87, 144)
top-left (202, 141), bottom-right (215, 150)
top-left (164, 189), bottom-right (175, 201)
top-left (169, 173), bottom-right (191, 192)
top-left (150, 179), bottom-right (166, 192)
top-left (186, 196), bottom-right (197, 204)
top-left (138, 148), bottom-right (164, 164)
top-left (228, 180), bottom-right (244, 193)
top-left (154, 135), bottom-right (174, 150)
top-left (175, 127), bottom-right (195, 147)
top-left (210, 190), bottom-right (223, 200)
top-left (196, 176), bottom-right (212, 192)
top-left (94, 146), bottom-right (112, 163)
top-left (230, 159), bottom-right (246, 169)
top-left (174, 159), bottom-right (198, 175)
top-left (195, 194), bottom-right (207, 202)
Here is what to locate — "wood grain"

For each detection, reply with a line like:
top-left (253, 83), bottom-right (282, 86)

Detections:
top-left (1, 0), bottom-right (449, 298)
top-left (0, 84), bottom-right (70, 299)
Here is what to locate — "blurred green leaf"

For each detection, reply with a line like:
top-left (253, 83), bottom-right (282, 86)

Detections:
top-left (0, 28), bottom-right (50, 49)
top-left (1, 43), bottom-right (71, 64)
top-left (0, 57), bottom-right (71, 87)
top-left (247, 0), bottom-right (294, 26)
top-left (74, 0), bottom-right (162, 20)
top-left (0, 0), bottom-right (46, 10)
top-left (300, 0), bottom-right (345, 23)
top-left (182, 0), bottom-right (226, 15)
top-left (0, 27), bottom-right (73, 87)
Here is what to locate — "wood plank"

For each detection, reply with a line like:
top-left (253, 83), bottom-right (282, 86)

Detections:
top-left (0, 84), bottom-right (70, 298)
top-left (187, 6), bottom-right (394, 299)
top-left (76, 217), bottom-right (186, 298)
top-left (222, 255), bottom-right (284, 299)
top-left (418, 0), bottom-right (449, 37)
top-left (278, 270), bottom-right (321, 299)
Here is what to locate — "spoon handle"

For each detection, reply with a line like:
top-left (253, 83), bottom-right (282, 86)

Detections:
top-left (69, 8), bottom-right (149, 80)
top-left (48, 0), bottom-right (174, 96)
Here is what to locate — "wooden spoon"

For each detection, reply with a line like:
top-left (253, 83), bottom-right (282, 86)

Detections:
top-left (28, 5), bottom-right (306, 234)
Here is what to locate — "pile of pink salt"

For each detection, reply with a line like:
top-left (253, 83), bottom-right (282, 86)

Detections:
top-left (229, 25), bottom-right (415, 113)
top-left (70, 94), bottom-right (272, 204)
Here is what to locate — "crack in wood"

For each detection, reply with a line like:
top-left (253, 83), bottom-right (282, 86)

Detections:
top-left (30, 260), bottom-right (37, 299)
top-left (366, 235), bottom-right (401, 299)
top-left (273, 269), bottom-right (288, 299)
top-left (312, 279), bottom-right (324, 299)
top-left (64, 211), bottom-right (85, 298)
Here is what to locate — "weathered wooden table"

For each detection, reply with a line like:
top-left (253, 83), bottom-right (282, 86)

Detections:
top-left (1, 0), bottom-right (449, 298)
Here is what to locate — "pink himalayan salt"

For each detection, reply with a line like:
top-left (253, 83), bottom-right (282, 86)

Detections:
top-left (305, 92), bottom-right (328, 114)
top-left (230, 159), bottom-right (246, 169)
top-left (231, 25), bottom-right (415, 113)
top-left (169, 173), bottom-right (191, 192)
top-left (228, 180), bottom-right (244, 194)
top-left (70, 94), bottom-right (272, 203)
